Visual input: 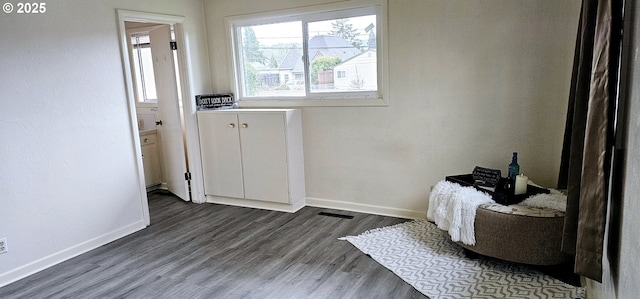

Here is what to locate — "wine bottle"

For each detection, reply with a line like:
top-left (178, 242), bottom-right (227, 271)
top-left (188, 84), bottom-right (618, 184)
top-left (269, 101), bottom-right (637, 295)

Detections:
top-left (508, 152), bottom-right (520, 180)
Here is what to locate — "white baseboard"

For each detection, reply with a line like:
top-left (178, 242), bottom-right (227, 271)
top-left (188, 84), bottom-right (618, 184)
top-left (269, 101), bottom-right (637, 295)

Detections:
top-left (306, 197), bottom-right (426, 219)
top-left (205, 195), bottom-right (305, 213)
top-left (0, 220), bottom-right (147, 288)
top-left (205, 195), bottom-right (425, 219)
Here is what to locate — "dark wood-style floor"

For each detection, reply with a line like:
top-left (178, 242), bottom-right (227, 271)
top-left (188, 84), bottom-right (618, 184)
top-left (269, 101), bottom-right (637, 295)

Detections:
top-left (0, 190), bottom-right (428, 298)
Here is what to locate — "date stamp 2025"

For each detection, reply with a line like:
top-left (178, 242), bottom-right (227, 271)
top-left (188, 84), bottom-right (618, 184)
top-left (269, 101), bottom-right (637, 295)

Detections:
top-left (3, 2), bottom-right (47, 14)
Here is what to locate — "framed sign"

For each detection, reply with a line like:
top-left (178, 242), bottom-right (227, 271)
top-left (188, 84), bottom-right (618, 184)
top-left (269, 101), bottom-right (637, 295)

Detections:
top-left (472, 166), bottom-right (502, 187)
top-left (195, 93), bottom-right (235, 110)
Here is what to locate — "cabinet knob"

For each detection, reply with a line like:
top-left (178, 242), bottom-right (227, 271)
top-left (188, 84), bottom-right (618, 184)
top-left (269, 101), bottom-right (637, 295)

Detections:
top-left (144, 138), bottom-right (148, 143)
top-left (242, 123), bottom-right (248, 128)
top-left (228, 123), bottom-right (235, 128)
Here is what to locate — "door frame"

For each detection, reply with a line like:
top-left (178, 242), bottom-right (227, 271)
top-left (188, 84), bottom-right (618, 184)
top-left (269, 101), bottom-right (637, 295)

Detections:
top-left (116, 9), bottom-right (205, 225)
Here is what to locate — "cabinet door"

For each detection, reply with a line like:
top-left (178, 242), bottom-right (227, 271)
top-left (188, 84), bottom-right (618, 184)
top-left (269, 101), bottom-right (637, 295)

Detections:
top-left (198, 113), bottom-right (244, 199)
top-left (141, 142), bottom-right (162, 187)
top-left (238, 113), bottom-right (290, 203)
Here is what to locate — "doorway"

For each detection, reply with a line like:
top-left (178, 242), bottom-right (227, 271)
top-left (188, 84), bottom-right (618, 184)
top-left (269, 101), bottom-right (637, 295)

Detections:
top-left (117, 10), bottom-right (196, 226)
top-left (125, 21), bottom-right (189, 199)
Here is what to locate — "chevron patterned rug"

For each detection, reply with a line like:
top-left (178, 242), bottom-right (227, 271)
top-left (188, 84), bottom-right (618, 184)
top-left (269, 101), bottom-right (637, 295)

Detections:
top-left (340, 220), bottom-right (585, 299)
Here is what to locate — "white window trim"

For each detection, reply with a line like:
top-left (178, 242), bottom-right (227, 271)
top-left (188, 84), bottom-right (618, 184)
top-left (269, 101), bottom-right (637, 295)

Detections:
top-left (225, 0), bottom-right (389, 107)
top-left (126, 25), bottom-right (164, 104)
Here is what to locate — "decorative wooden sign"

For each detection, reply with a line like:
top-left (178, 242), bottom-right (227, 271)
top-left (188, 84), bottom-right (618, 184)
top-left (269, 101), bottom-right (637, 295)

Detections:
top-left (195, 93), bottom-right (235, 111)
top-left (472, 166), bottom-right (502, 187)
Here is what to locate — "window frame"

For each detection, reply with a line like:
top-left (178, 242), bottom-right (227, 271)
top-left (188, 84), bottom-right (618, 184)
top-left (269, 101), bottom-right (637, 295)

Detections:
top-left (225, 0), bottom-right (388, 107)
top-left (127, 27), bottom-right (161, 104)
top-left (130, 33), bottom-right (158, 103)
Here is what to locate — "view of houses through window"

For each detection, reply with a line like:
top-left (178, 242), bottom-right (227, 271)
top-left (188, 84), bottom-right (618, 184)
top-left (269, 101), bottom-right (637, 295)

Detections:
top-left (237, 13), bottom-right (377, 98)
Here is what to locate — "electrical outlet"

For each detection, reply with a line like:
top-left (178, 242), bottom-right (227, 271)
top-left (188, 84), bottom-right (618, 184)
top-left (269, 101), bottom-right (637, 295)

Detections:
top-left (0, 238), bottom-right (7, 254)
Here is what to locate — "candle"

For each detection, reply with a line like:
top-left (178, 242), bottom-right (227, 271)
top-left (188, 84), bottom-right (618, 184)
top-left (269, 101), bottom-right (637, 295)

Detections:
top-left (514, 174), bottom-right (528, 195)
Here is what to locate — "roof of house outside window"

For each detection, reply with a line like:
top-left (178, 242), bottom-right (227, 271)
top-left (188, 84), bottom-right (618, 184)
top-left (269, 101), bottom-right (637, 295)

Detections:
top-left (278, 35), bottom-right (362, 72)
top-left (308, 35), bottom-right (361, 62)
top-left (279, 48), bottom-right (304, 72)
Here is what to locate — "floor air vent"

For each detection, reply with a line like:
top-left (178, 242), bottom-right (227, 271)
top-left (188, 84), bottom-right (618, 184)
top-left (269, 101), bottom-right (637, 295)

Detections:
top-left (318, 212), bottom-right (354, 219)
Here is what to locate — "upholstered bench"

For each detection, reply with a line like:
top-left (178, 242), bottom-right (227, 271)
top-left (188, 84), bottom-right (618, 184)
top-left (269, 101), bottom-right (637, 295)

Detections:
top-left (456, 203), bottom-right (571, 266)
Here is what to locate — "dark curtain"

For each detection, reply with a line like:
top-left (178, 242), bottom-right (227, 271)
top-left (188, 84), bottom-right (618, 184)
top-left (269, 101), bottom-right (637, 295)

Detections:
top-left (558, 0), bottom-right (623, 282)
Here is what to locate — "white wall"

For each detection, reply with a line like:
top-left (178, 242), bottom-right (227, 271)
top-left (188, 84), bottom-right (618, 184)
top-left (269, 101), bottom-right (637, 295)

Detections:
top-left (204, 0), bottom-right (581, 217)
top-left (0, 0), bottom-right (211, 286)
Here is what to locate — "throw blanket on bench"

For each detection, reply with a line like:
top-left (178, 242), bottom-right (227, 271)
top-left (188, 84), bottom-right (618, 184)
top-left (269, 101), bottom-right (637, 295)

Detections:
top-left (427, 180), bottom-right (494, 245)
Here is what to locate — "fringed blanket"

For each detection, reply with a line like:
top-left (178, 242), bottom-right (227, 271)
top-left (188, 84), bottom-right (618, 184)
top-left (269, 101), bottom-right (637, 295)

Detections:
top-left (426, 180), bottom-right (494, 245)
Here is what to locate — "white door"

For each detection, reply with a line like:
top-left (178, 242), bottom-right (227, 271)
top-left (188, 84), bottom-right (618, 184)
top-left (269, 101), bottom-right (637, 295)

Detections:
top-left (149, 25), bottom-right (189, 201)
top-left (239, 112), bottom-right (290, 203)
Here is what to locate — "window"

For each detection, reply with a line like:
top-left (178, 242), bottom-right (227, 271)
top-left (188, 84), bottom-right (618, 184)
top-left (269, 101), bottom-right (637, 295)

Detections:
top-left (228, 2), bottom-right (386, 106)
top-left (130, 34), bottom-right (157, 103)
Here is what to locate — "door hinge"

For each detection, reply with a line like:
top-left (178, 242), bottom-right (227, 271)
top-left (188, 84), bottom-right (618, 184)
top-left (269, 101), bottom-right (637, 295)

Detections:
top-left (184, 172), bottom-right (192, 181)
top-left (170, 41), bottom-right (177, 50)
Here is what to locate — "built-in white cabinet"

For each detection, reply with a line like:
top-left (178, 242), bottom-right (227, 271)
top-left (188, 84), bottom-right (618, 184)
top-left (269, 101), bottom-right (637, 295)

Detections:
top-left (197, 109), bottom-right (305, 211)
top-left (140, 132), bottom-right (162, 187)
